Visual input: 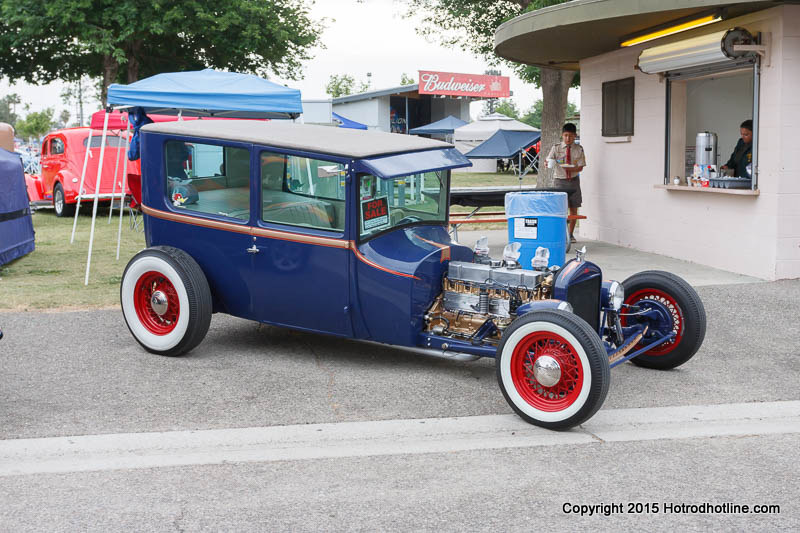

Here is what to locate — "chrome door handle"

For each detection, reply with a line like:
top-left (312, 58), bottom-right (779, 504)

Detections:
top-left (246, 245), bottom-right (260, 254)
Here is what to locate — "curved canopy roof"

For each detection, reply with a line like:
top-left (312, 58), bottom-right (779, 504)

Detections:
top-left (108, 69), bottom-right (302, 118)
top-left (141, 119), bottom-right (455, 159)
top-left (494, 0), bottom-right (779, 69)
top-left (454, 113), bottom-right (538, 141)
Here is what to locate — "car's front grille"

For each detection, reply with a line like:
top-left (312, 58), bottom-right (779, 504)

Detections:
top-left (566, 275), bottom-right (601, 331)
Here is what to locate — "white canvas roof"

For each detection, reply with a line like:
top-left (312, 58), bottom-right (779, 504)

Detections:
top-left (142, 119), bottom-right (452, 158)
top-left (453, 113), bottom-right (539, 142)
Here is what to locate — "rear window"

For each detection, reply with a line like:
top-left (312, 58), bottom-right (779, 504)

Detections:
top-left (83, 136), bottom-right (127, 148)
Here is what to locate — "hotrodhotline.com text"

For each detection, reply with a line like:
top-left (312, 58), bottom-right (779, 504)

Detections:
top-left (563, 502), bottom-right (781, 516)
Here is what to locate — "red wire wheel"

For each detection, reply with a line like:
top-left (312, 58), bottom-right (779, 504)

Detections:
top-left (622, 288), bottom-right (684, 356)
top-left (510, 331), bottom-right (584, 412)
top-left (133, 270), bottom-right (181, 335)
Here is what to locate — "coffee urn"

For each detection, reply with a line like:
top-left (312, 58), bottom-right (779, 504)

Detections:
top-left (696, 131), bottom-right (718, 166)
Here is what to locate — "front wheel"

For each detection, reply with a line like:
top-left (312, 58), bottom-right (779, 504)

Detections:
top-left (621, 271), bottom-right (706, 370)
top-left (496, 310), bottom-right (610, 430)
top-left (121, 246), bottom-right (212, 356)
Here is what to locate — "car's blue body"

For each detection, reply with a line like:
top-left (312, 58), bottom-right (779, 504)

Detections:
top-left (136, 126), bottom-right (669, 362)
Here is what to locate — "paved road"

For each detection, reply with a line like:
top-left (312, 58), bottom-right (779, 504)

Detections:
top-left (0, 279), bottom-right (797, 530)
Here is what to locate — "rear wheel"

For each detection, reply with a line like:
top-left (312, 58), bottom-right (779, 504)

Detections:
top-left (621, 271), bottom-right (706, 370)
top-left (53, 183), bottom-right (74, 217)
top-left (496, 310), bottom-right (610, 429)
top-left (121, 246), bottom-right (212, 356)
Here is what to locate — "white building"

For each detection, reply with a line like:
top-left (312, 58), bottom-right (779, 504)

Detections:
top-left (496, 0), bottom-right (800, 280)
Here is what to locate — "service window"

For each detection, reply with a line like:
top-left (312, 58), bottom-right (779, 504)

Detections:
top-left (164, 140), bottom-right (250, 221)
top-left (260, 152), bottom-right (345, 231)
top-left (50, 137), bottom-right (65, 155)
top-left (602, 77), bottom-right (634, 137)
top-left (358, 170), bottom-right (449, 240)
top-left (666, 65), bottom-right (757, 186)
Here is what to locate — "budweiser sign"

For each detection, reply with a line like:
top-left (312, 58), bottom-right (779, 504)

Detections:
top-left (418, 70), bottom-right (510, 98)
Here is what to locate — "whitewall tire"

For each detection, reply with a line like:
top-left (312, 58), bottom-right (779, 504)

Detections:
top-left (496, 310), bottom-right (610, 429)
top-left (121, 246), bottom-right (212, 356)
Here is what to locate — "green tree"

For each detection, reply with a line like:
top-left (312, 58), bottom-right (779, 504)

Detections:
top-left (0, 1), bottom-right (324, 104)
top-left (60, 77), bottom-right (101, 127)
top-left (521, 99), bottom-right (578, 129)
top-left (402, 0), bottom-right (577, 186)
top-left (400, 73), bottom-right (416, 85)
top-left (57, 109), bottom-right (71, 129)
top-left (0, 93), bottom-right (21, 126)
top-left (325, 74), bottom-right (370, 98)
top-left (15, 108), bottom-right (54, 140)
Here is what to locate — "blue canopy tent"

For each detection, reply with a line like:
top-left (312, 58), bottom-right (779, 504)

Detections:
top-left (408, 115), bottom-right (468, 135)
top-left (78, 69), bottom-right (304, 285)
top-left (107, 69), bottom-right (303, 118)
top-left (464, 129), bottom-right (541, 178)
top-left (0, 148), bottom-right (35, 266)
top-left (332, 112), bottom-right (368, 130)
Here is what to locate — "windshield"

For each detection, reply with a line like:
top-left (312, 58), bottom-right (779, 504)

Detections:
top-left (358, 170), bottom-right (449, 240)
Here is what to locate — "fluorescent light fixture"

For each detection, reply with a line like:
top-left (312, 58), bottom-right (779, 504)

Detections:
top-left (621, 14), bottom-right (722, 47)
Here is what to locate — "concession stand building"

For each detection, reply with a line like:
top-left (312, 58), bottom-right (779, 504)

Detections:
top-left (303, 71), bottom-right (510, 133)
top-left (496, 0), bottom-right (800, 280)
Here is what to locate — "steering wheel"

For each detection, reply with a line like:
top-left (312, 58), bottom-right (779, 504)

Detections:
top-left (397, 215), bottom-right (422, 225)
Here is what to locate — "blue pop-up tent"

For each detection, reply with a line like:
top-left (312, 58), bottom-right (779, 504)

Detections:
top-left (0, 148), bottom-right (35, 266)
top-left (107, 69), bottom-right (303, 118)
top-left (409, 115), bottom-right (468, 135)
top-left (464, 130), bottom-right (541, 158)
top-left (464, 129), bottom-right (541, 178)
top-left (332, 112), bottom-right (368, 130)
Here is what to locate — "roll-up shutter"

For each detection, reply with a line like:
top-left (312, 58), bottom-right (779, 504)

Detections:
top-left (638, 28), bottom-right (755, 75)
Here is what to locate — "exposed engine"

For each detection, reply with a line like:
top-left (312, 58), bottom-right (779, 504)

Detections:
top-left (424, 260), bottom-right (555, 343)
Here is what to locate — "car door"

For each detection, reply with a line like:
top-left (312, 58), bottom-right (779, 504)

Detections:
top-left (249, 149), bottom-right (351, 336)
top-left (39, 136), bottom-right (54, 196)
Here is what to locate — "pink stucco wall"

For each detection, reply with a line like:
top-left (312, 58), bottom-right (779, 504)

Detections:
top-left (578, 6), bottom-right (800, 280)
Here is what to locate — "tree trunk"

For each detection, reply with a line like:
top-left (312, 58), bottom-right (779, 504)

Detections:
top-left (127, 40), bottom-right (143, 83)
top-left (101, 55), bottom-right (119, 108)
top-left (537, 68), bottom-right (578, 188)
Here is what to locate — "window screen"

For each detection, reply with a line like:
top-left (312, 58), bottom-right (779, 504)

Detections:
top-left (602, 77), bottom-right (635, 137)
top-left (164, 140), bottom-right (250, 221)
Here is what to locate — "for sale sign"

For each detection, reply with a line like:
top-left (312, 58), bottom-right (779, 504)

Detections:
top-left (361, 196), bottom-right (389, 231)
top-left (418, 70), bottom-right (510, 98)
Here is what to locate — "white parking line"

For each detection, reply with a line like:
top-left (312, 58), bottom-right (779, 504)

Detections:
top-left (1, 401), bottom-right (798, 477)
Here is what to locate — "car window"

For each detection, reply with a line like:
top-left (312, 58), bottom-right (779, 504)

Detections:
top-left (260, 151), bottom-right (345, 231)
top-left (358, 171), bottom-right (449, 240)
top-left (41, 140), bottom-right (49, 156)
top-left (50, 138), bottom-right (65, 155)
top-left (83, 136), bottom-right (127, 148)
top-left (164, 140), bottom-right (251, 221)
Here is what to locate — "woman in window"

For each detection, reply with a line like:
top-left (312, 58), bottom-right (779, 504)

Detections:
top-left (721, 119), bottom-right (753, 178)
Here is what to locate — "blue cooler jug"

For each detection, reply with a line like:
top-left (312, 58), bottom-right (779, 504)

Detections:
top-left (505, 191), bottom-right (568, 269)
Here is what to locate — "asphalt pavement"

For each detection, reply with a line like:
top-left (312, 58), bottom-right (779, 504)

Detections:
top-left (0, 236), bottom-right (797, 531)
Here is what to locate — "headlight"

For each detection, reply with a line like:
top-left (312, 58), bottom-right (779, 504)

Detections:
top-left (608, 281), bottom-right (625, 310)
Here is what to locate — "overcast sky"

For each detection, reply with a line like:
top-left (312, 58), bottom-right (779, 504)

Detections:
top-left (1, 0), bottom-right (577, 123)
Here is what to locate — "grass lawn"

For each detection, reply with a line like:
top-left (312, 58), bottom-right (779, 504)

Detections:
top-left (0, 208), bottom-right (146, 310)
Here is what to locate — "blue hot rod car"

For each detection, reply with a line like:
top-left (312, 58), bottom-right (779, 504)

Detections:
top-left (121, 120), bottom-right (706, 429)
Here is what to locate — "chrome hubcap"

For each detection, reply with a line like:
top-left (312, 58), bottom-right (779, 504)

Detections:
top-left (533, 355), bottom-right (562, 387)
top-left (55, 190), bottom-right (63, 212)
top-left (150, 291), bottom-right (169, 316)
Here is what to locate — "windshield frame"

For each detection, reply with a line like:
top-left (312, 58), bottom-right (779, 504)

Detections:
top-left (356, 169), bottom-right (451, 244)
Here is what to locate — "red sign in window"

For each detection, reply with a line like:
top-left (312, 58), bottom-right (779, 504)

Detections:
top-left (418, 71), bottom-right (510, 98)
top-left (361, 196), bottom-right (389, 230)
